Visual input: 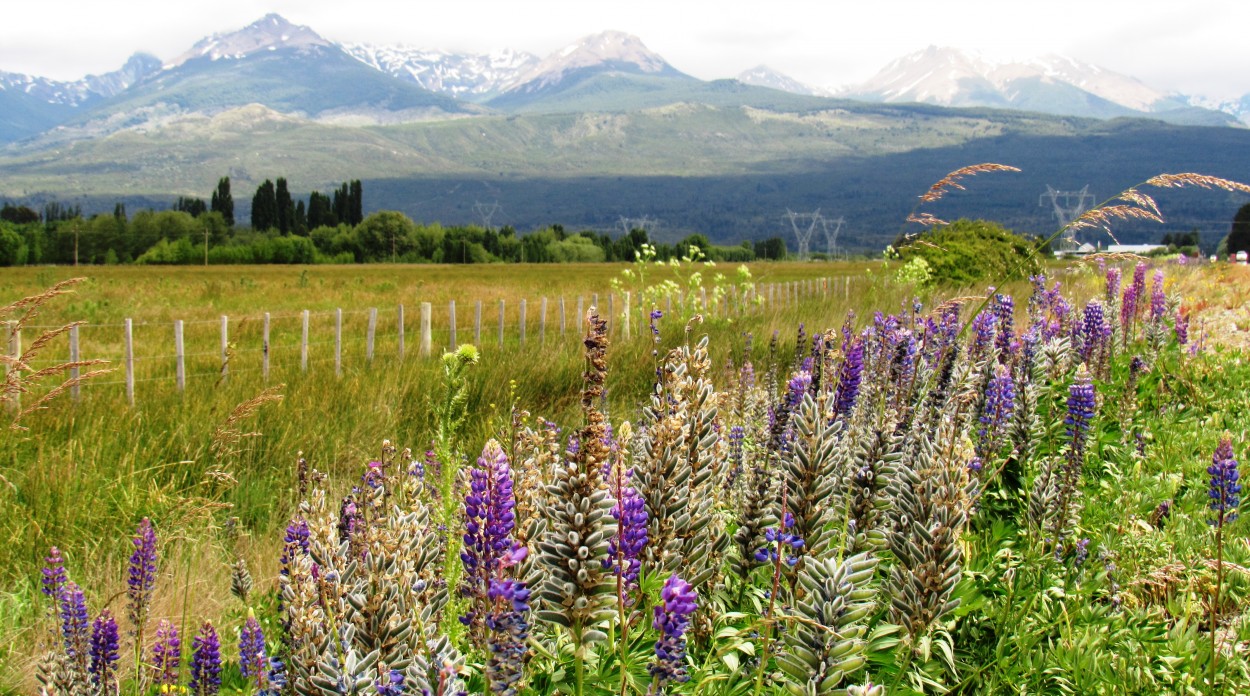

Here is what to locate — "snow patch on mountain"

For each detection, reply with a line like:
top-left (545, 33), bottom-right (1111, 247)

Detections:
top-left (341, 43), bottom-right (538, 99)
top-left (169, 13), bottom-right (329, 67)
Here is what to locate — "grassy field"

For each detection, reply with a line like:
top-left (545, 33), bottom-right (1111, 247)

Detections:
top-left (3, 259), bottom-right (1247, 694)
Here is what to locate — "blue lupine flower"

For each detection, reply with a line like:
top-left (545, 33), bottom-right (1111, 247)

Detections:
top-left (127, 518), bottom-right (158, 634)
top-left (89, 609), bottom-right (119, 690)
top-left (1209, 435), bottom-right (1241, 527)
top-left (189, 621), bottom-right (222, 696)
top-left (650, 574), bottom-right (697, 687)
top-left (239, 610), bottom-right (268, 687)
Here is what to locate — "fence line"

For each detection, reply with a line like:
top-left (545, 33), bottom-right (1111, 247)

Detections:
top-left (9, 277), bottom-right (864, 405)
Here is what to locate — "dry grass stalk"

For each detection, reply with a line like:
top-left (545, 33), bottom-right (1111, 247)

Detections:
top-left (918, 163), bottom-right (1021, 203)
top-left (906, 212), bottom-right (949, 227)
top-left (1075, 252), bottom-right (1150, 267)
top-left (1145, 173), bottom-right (1250, 194)
top-left (3, 280), bottom-right (113, 430)
top-left (210, 384), bottom-right (286, 458)
top-left (931, 295), bottom-right (988, 315)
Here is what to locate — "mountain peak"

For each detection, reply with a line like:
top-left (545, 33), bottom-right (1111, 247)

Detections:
top-left (169, 14), bottom-right (330, 67)
top-left (502, 30), bottom-right (683, 94)
top-left (736, 65), bottom-right (828, 96)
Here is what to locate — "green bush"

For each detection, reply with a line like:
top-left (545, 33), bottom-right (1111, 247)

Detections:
top-left (895, 218), bottom-right (1045, 285)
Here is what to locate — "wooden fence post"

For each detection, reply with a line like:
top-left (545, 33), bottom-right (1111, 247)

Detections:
top-left (69, 324), bottom-right (80, 400)
top-left (5, 322), bottom-right (19, 411)
top-left (301, 310), bottom-right (310, 372)
top-left (220, 315), bottom-right (229, 384)
top-left (519, 299), bottom-right (527, 345)
top-left (623, 292), bottom-right (631, 340)
top-left (174, 320), bottom-right (185, 391)
top-left (540, 297), bottom-right (548, 345)
top-left (398, 304), bottom-right (405, 360)
top-left (124, 318), bottom-right (134, 405)
top-left (335, 308), bottom-right (343, 377)
top-left (498, 300), bottom-right (505, 348)
top-left (475, 300), bottom-right (483, 346)
top-left (607, 294), bottom-right (614, 335)
top-left (560, 297), bottom-right (567, 335)
top-left (366, 308), bottom-right (377, 363)
top-left (420, 303), bottom-right (432, 357)
top-left (449, 300), bottom-right (457, 350)
top-left (577, 297), bottom-right (584, 325)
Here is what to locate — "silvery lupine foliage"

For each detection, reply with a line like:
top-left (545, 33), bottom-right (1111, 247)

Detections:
top-left (536, 309), bottom-right (618, 649)
top-left (778, 552), bottom-right (877, 694)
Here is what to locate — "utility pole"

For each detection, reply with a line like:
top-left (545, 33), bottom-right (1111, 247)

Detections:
top-left (73, 224), bottom-right (79, 267)
top-left (204, 227), bottom-right (209, 266)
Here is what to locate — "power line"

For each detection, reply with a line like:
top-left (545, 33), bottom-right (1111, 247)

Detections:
top-left (784, 209), bottom-right (822, 260)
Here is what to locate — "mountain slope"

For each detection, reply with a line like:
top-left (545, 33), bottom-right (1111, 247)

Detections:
top-left (842, 46), bottom-right (1237, 126)
top-left (488, 31), bottom-right (695, 111)
top-left (736, 65), bottom-right (829, 96)
top-left (341, 43), bottom-right (538, 101)
top-left (48, 15), bottom-right (473, 139)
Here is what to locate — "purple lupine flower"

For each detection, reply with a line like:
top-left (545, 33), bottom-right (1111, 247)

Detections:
top-left (970, 310), bottom-right (998, 362)
top-left (1150, 269), bottom-right (1167, 321)
top-left (279, 518), bottom-right (310, 576)
top-left (786, 370), bottom-right (813, 411)
top-left (1209, 435), bottom-right (1241, 527)
top-left (1079, 301), bottom-right (1108, 366)
top-left (1122, 262), bottom-right (1147, 330)
top-left (337, 495), bottom-right (362, 545)
top-left (993, 294), bottom-right (1015, 358)
top-left (1105, 267), bottom-right (1122, 307)
top-left (41, 546), bottom-right (67, 602)
top-left (189, 621), bottom-right (222, 696)
top-left (651, 574), bottom-right (697, 687)
top-left (978, 364), bottom-right (1016, 457)
top-left (128, 517), bottom-right (158, 635)
top-left (239, 611), bottom-right (268, 687)
top-left (150, 619), bottom-right (181, 688)
top-left (726, 425), bottom-right (746, 488)
top-left (649, 309), bottom-right (663, 341)
top-left (832, 337), bottom-right (864, 420)
top-left (1175, 310), bottom-right (1190, 346)
top-left (1065, 364), bottom-right (1096, 462)
top-left (605, 471), bottom-right (649, 591)
top-left (485, 578), bottom-right (530, 694)
top-left (754, 512), bottom-right (805, 567)
top-left (460, 441), bottom-right (523, 630)
top-left (59, 581), bottom-right (90, 665)
top-left (1073, 538), bottom-right (1091, 567)
top-left (375, 669), bottom-right (406, 696)
top-left (89, 610), bottom-right (119, 690)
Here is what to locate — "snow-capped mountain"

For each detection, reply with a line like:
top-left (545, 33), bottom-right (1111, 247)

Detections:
top-left (1188, 94), bottom-right (1250, 126)
top-left (500, 31), bottom-right (687, 95)
top-left (168, 13), bottom-right (331, 67)
top-left (736, 65), bottom-right (830, 97)
top-left (341, 43), bottom-right (538, 100)
top-left (836, 46), bottom-right (1226, 123)
top-left (0, 52), bottom-right (161, 107)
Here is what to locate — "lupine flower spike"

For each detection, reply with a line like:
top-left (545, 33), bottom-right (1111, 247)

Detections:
top-left (189, 621), bottom-right (222, 696)
top-left (650, 574), bottom-right (697, 691)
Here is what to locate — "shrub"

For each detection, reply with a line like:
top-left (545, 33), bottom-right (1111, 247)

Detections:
top-left (895, 218), bottom-right (1045, 285)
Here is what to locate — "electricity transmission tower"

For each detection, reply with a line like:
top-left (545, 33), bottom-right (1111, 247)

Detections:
top-left (819, 216), bottom-right (845, 259)
top-left (474, 200), bottom-right (501, 230)
top-left (618, 215), bottom-right (658, 236)
top-left (1040, 185), bottom-right (1095, 248)
top-left (785, 209), bottom-right (823, 260)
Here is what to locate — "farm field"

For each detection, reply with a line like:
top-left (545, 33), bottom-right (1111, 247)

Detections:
top-left (3, 258), bottom-right (1249, 694)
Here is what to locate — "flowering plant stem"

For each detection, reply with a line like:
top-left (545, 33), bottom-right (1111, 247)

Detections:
top-left (752, 485), bottom-right (788, 696)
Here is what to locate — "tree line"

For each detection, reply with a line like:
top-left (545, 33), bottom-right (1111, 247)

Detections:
top-left (0, 176), bottom-right (792, 266)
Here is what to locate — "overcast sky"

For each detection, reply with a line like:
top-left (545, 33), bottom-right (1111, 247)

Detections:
top-left (2, 0), bottom-right (1247, 100)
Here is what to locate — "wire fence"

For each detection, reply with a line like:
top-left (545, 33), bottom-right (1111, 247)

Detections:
top-left (5, 276), bottom-right (859, 406)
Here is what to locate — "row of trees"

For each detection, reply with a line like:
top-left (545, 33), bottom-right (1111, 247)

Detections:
top-left (0, 203), bottom-right (792, 266)
top-left (251, 179), bottom-right (363, 234)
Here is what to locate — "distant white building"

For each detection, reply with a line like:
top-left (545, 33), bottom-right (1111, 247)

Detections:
top-left (1106, 244), bottom-right (1167, 255)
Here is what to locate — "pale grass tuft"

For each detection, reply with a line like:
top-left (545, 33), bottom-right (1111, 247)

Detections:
top-left (931, 295), bottom-right (988, 315)
top-left (918, 163), bottom-right (1021, 203)
top-left (1075, 252), bottom-right (1150, 267)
